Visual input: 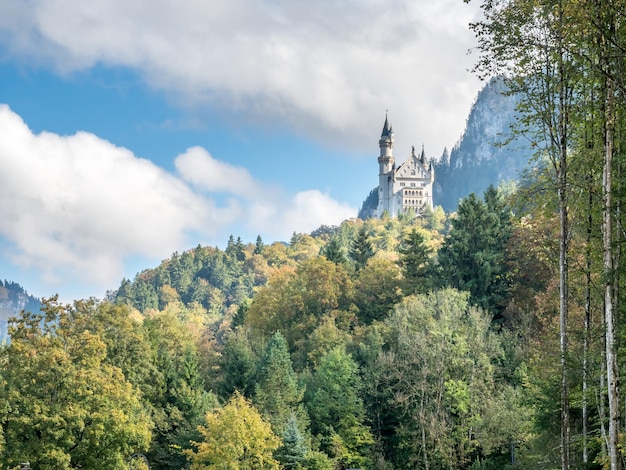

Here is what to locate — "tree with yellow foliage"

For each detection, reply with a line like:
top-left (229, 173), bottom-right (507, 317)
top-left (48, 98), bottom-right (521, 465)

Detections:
top-left (188, 392), bottom-right (280, 470)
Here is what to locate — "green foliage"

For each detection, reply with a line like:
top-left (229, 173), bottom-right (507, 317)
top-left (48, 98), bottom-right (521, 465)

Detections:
top-left (219, 328), bottom-right (258, 398)
top-left (0, 298), bottom-right (152, 469)
top-left (9, 198), bottom-right (595, 468)
top-left (187, 392), bottom-right (281, 470)
top-left (253, 332), bottom-right (306, 435)
top-left (437, 187), bottom-right (511, 316)
top-left (398, 228), bottom-right (433, 295)
top-left (246, 258), bottom-right (354, 367)
top-left (321, 237), bottom-right (346, 265)
top-left (349, 227), bottom-right (375, 271)
top-left (305, 347), bottom-right (374, 468)
top-left (254, 235), bottom-right (265, 255)
top-left (301, 450), bottom-right (334, 470)
top-left (304, 314), bottom-right (353, 367)
top-left (142, 311), bottom-right (217, 469)
top-left (380, 289), bottom-right (527, 468)
top-left (113, 241), bottom-right (264, 317)
top-left (354, 257), bottom-right (403, 324)
top-left (275, 415), bottom-right (308, 469)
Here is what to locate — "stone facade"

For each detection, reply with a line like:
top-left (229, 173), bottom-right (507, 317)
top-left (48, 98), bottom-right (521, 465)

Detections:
top-left (377, 116), bottom-right (434, 218)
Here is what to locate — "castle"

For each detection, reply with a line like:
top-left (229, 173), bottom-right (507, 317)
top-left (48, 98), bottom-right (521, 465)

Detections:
top-left (376, 115), bottom-right (434, 218)
top-left (376, 116), bottom-right (435, 217)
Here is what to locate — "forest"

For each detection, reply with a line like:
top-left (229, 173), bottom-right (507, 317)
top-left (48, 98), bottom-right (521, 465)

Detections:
top-left (0, 184), bottom-right (604, 469)
top-left (3, 0), bottom-right (626, 468)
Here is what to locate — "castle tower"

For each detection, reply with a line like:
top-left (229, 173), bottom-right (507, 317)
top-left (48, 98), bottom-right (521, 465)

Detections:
top-left (377, 114), bottom-right (394, 216)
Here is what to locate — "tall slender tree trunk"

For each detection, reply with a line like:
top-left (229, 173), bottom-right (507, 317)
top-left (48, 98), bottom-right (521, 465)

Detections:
top-left (583, 170), bottom-right (593, 466)
top-left (559, 146), bottom-right (570, 470)
top-left (557, 4), bottom-right (571, 464)
top-left (594, 4), bottom-right (621, 464)
top-left (603, 72), bottom-right (620, 470)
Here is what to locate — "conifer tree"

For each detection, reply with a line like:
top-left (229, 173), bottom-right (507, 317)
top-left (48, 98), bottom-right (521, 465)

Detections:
top-left (254, 332), bottom-right (306, 435)
top-left (349, 227), bottom-right (374, 272)
top-left (275, 414), bottom-right (308, 469)
top-left (437, 191), bottom-right (510, 315)
top-left (254, 234), bottom-right (265, 254)
top-left (219, 329), bottom-right (258, 398)
top-left (322, 237), bottom-right (346, 265)
top-left (398, 228), bottom-right (432, 295)
top-left (305, 346), bottom-right (373, 468)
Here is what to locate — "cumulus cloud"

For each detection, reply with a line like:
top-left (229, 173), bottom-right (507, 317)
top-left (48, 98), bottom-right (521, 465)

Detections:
top-left (0, 105), bottom-right (355, 296)
top-left (0, 0), bottom-right (483, 155)
top-left (173, 146), bottom-right (355, 238)
top-left (0, 105), bottom-right (216, 286)
top-left (175, 146), bottom-right (263, 198)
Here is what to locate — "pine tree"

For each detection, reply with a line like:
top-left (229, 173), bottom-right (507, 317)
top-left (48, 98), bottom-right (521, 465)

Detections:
top-left (437, 191), bottom-right (510, 315)
top-left (322, 237), bottom-right (346, 265)
top-left (219, 329), bottom-right (257, 398)
top-left (254, 332), bottom-right (306, 435)
top-left (349, 227), bottom-right (374, 272)
top-left (255, 235), bottom-right (265, 254)
top-left (305, 347), bottom-right (373, 468)
top-left (398, 228), bottom-right (432, 295)
top-left (275, 414), bottom-right (308, 469)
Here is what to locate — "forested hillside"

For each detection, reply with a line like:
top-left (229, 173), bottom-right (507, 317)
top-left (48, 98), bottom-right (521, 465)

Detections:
top-left (1, 184), bottom-right (576, 469)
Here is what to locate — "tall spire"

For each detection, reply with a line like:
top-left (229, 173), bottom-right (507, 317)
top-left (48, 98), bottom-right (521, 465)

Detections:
top-left (381, 111), bottom-right (393, 138)
top-left (379, 112), bottom-right (394, 161)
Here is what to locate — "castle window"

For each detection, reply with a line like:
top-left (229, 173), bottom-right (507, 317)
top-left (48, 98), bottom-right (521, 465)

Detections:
top-left (411, 170), bottom-right (416, 175)
top-left (411, 183), bottom-right (416, 187)
top-left (400, 182), bottom-right (405, 187)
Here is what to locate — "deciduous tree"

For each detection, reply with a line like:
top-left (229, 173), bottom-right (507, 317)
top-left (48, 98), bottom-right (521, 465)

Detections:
top-left (187, 392), bottom-right (280, 470)
top-left (0, 298), bottom-right (152, 469)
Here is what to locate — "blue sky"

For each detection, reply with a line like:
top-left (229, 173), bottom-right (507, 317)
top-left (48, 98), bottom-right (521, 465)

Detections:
top-left (0, 0), bottom-right (483, 302)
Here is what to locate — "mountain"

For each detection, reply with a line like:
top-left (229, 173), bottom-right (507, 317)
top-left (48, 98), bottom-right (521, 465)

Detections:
top-left (433, 77), bottom-right (531, 211)
top-left (0, 280), bottom-right (42, 338)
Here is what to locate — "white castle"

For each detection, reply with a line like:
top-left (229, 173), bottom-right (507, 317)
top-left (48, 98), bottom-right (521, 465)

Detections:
top-left (376, 115), bottom-right (434, 218)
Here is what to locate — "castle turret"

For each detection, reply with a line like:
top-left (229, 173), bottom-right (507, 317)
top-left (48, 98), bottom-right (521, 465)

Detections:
top-left (377, 114), bottom-right (395, 216)
top-left (378, 115), bottom-right (394, 166)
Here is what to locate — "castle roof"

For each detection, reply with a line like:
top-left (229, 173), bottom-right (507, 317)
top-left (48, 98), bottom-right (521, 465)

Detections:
top-left (394, 146), bottom-right (431, 179)
top-left (381, 115), bottom-right (393, 138)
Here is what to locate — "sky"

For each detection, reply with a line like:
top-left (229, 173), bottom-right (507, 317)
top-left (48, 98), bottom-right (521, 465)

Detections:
top-left (0, 0), bottom-right (484, 302)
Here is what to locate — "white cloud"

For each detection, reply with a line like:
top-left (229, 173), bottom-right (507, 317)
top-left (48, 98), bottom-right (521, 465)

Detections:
top-left (175, 146), bottom-right (263, 198)
top-left (275, 190), bottom-right (356, 236)
top-left (174, 146), bottom-right (356, 240)
top-left (0, 0), bottom-right (484, 155)
top-left (0, 105), bottom-right (356, 297)
top-left (0, 105), bottom-right (216, 287)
